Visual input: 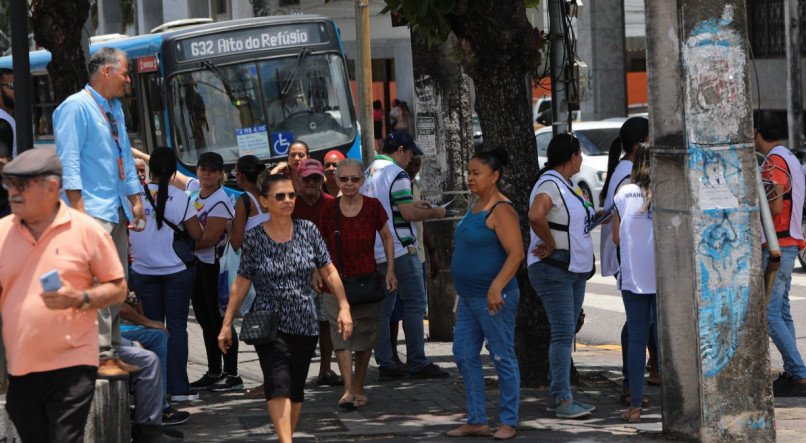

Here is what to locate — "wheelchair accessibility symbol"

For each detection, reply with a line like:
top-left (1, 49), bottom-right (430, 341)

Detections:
top-left (271, 132), bottom-right (294, 156)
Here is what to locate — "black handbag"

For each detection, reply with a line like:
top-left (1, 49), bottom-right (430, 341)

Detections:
top-left (143, 184), bottom-right (196, 266)
top-left (334, 197), bottom-right (386, 305)
top-left (240, 309), bottom-right (280, 345)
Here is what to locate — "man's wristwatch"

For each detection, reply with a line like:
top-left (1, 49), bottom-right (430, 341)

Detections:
top-left (80, 291), bottom-right (91, 310)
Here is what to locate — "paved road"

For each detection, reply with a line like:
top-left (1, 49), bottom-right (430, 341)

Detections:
top-left (581, 227), bottom-right (806, 372)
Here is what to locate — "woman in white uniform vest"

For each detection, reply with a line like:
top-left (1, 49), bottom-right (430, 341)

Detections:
top-left (527, 133), bottom-right (596, 419)
top-left (612, 143), bottom-right (657, 422)
top-left (598, 117), bottom-right (657, 404)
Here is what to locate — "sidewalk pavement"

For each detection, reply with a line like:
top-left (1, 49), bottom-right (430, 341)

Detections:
top-left (178, 316), bottom-right (806, 442)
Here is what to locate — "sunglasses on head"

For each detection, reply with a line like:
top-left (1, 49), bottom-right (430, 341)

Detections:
top-left (338, 176), bottom-right (362, 183)
top-left (267, 192), bottom-right (296, 201)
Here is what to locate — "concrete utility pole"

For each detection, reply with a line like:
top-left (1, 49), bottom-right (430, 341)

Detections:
top-left (548, 0), bottom-right (571, 136)
top-left (355, 0), bottom-right (375, 166)
top-left (784, 0), bottom-right (803, 154)
top-left (646, 1), bottom-right (775, 440)
top-left (10, 0), bottom-right (32, 153)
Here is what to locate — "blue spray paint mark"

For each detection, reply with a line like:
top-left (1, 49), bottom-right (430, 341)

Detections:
top-left (746, 418), bottom-right (768, 430)
top-left (689, 145), bottom-right (752, 378)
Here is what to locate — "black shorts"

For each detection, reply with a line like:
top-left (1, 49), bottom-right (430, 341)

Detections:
top-left (255, 332), bottom-right (318, 402)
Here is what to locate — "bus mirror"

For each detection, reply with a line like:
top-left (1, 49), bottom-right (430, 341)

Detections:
top-left (149, 77), bottom-right (163, 111)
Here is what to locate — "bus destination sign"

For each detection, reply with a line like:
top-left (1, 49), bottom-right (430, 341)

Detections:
top-left (175, 23), bottom-right (327, 62)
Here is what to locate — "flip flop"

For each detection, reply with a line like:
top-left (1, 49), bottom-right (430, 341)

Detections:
top-left (353, 394), bottom-right (368, 407)
top-left (338, 397), bottom-right (356, 410)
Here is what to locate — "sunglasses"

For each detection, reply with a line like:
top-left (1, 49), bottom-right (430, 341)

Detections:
top-left (267, 192), bottom-right (297, 201)
top-left (0, 83), bottom-right (13, 90)
top-left (2, 176), bottom-right (44, 192)
top-left (105, 112), bottom-right (119, 138)
top-left (338, 176), bottom-right (362, 183)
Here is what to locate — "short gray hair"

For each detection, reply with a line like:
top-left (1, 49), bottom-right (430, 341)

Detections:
top-left (88, 47), bottom-right (127, 80)
top-left (335, 158), bottom-right (364, 177)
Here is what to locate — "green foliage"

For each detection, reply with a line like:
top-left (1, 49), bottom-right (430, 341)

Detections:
top-left (383, 0), bottom-right (540, 48)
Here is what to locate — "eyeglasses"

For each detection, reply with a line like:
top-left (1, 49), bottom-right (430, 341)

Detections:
top-left (0, 83), bottom-right (13, 90)
top-left (105, 112), bottom-right (119, 138)
top-left (2, 176), bottom-right (44, 192)
top-left (267, 192), bottom-right (296, 201)
top-left (324, 162), bottom-right (339, 168)
top-left (338, 176), bottom-right (362, 183)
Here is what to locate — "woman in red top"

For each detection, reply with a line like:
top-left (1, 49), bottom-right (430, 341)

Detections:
top-left (319, 158), bottom-right (397, 408)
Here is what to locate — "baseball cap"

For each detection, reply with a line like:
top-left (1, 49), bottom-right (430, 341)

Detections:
top-left (297, 159), bottom-right (324, 177)
top-left (384, 130), bottom-right (424, 155)
top-left (2, 149), bottom-right (62, 177)
top-left (197, 152), bottom-right (224, 170)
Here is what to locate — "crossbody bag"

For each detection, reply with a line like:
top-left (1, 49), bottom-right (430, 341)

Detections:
top-left (142, 184), bottom-right (196, 267)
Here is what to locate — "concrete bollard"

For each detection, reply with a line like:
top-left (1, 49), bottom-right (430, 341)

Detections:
top-left (0, 378), bottom-right (130, 442)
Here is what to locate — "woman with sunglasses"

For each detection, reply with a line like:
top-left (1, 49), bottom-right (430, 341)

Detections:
top-left (218, 173), bottom-right (353, 443)
top-left (527, 133), bottom-right (595, 419)
top-left (319, 158), bottom-right (397, 409)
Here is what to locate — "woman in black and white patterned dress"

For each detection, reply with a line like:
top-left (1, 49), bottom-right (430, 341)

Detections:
top-left (218, 173), bottom-right (352, 443)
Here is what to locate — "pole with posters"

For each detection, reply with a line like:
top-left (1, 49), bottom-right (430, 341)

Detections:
top-left (355, 0), bottom-right (375, 166)
top-left (10, 0), bottom-right (32, 154)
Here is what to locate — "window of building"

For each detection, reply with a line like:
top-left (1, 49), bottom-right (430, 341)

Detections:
top-left (217, 0), bottom-right (227, 14)
top-left (747, 0), bottom-right (806, 57)
top-left (279, 0), bottom-right (300, 6)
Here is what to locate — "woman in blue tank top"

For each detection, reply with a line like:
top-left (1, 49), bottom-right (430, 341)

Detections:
top-left (448, 147), bottom-right (524, 440)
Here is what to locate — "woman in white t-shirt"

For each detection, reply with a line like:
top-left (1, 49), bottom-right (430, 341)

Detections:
top-left (612, 142), bottom-right (657, 422)
top-left (173, 151), bottom-right (239, 395)
top-left (527, 133), bottom-right (596, 420)
top-left (129, 147), bottom-right (203, 402)
top-left (596, 117), bottom-right (657, 407)
top-left (231, 155), bottom-right (270, 250)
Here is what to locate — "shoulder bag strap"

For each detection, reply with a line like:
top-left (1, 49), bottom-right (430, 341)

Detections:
top-left (142, 183), bottom-right (184, 235)
top-left (333, 197), bottom-right (345, 277)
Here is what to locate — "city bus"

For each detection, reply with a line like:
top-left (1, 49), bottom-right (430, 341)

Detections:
top-left (0, 15), bottom-right (359, 184)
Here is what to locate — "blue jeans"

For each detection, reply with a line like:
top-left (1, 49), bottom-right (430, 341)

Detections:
top-left (131, 267), bottom-right (197, 395)
top-left (528, 256), bottom-right (587, 401)
top-left (763, 246), bottom-right (806, 378)
top-left (453, 290), bottom-right (520, 426)
top-left (123, 327), bottom-right (169, 409)
top-left (119, 344), bottom-right (162, 425)
top-left (621, 290), bottom-right (657, 408)
top-left (375, 251), bottom-right (429, 372)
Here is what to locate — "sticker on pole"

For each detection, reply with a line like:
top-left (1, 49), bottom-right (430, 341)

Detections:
top-left (236, 125), bottom-right (270, 158)
top-left (271, 131), bottom-right (295, 156)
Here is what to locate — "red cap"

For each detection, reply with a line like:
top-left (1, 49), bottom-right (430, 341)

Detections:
top-left (297, 159), bottom-right (324, 177)
top-left (324, 150), bottom-right (346, 161)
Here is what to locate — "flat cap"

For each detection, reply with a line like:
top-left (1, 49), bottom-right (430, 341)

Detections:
top-left (2, 149), bottom-right (62, 177)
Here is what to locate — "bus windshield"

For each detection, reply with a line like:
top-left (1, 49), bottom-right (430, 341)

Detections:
top-left (170, 52), bottom-right (355, 165)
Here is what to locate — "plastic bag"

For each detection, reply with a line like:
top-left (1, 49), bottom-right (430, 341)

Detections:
top-left (218, 242), bottom-right (256, 317)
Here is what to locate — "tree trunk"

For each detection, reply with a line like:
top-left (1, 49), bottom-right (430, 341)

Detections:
top-left (31, 0), bottom-right (90, 104)
top-left (448, 1), bottom-right (550, 386)
top-left (410, 32), bottom-right (474, 342)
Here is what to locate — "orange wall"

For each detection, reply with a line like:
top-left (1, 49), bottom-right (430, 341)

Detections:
top-left (627, 72), bottom-right (648, 106)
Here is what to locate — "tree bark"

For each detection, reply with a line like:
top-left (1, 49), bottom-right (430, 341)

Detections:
top-left (31, 0), bottom-right (90, 104)
top-left (447, 1), bottom-right (550, 386)
top-left (411, 32), bottom-right (474, 342)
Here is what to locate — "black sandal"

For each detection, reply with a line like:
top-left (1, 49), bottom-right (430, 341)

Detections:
top-left (317, 369), bottom-right (344, 386)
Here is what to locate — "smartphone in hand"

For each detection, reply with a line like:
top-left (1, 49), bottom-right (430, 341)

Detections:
top-left (40, 269), bottom-right (62, 292)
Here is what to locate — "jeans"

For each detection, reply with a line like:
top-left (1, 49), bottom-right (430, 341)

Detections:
top-left (621, 290), bottom-right (657, 408)
top-left (123, 327), bottom-right (169, 409)
top-left (528, 254), bottom-right (587, 401)
top-left (620, 319), bottom-right (658, 387)
top-left (763, 246), bottom-right (806, 378)
top-left (119, 344), bottom-right (163, 425)
top-left (374, 251), bottom-right (429, 372)
top-left (453, 290), bottom-right (521, 426)
top-left (131, 266), bottom-right (197, 395)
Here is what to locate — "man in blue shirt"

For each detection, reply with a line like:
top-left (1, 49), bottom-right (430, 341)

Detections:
top-left (54, 47), bottom-right (146, 378)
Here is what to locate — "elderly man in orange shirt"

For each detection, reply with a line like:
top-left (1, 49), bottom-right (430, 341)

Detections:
top-left (0, 149), bottom-right (127, 443)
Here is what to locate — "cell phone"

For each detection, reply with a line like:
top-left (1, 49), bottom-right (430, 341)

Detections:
top-left (439, 198), bottom-right (456, 209)
top-left (40, 269), bottom-right (62, 292)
